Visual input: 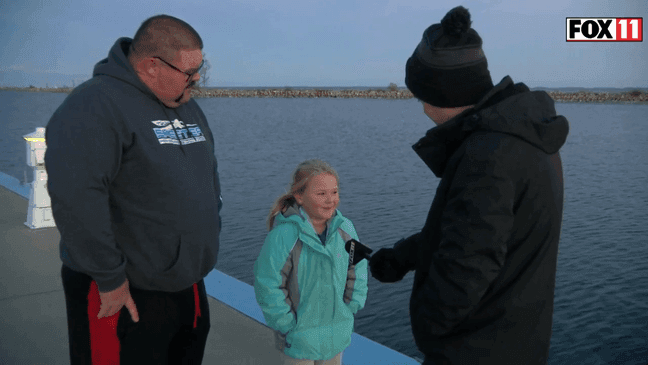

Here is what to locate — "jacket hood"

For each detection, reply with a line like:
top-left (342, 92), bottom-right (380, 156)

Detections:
top-left (92, 37), bottom-right (198, 155)
top-left (281, 204), bottom-right (302, 220)
top-left (93, 37), bottom-right (158, 102)
top-left (472, 76), bottom-right (569, 154)
top-left (413, 76), bottom-right (570, 177)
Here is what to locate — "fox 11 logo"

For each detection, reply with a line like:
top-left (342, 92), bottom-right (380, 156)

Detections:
top-left (566, 18), bottom-right (643, 41)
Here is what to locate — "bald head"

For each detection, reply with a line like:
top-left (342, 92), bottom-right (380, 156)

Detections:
top-left (129, 15), bottom-right (203, 63)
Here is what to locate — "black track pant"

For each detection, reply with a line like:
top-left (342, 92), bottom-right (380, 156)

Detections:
top-left (61, 265), bottom-right (211, 365)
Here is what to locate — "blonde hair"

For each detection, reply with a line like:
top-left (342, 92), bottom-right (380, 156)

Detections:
top-left (267, 159), bottom-right (340, 231)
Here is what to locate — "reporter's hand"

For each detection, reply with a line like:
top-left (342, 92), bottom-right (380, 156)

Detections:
top-left (369, 248), bottom-right (409, 283)
top-left (97, 279), bottom-right (139, 323)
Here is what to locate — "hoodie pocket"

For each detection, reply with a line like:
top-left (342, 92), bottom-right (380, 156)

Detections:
top-left (153, 234), bottom-right (197, 289)
top-left (161, 236), bottom-right (182, 272)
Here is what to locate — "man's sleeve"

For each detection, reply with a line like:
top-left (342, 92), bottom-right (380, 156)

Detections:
top-left (414, 132), bottom-right (516, 337)
top-left (201, 106), bottom-right (222, 214)
top-left (214, 159), bottom-right (222, 212)
top-left (44, 92), bottom-right (127, 293)
top-left (392, 232), bottom-right (421, 271)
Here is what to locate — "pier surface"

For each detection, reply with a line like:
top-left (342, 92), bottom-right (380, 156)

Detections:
top-left (0, 174), bottom-right (422, 364)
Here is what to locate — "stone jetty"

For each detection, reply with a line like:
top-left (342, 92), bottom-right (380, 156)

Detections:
top-left (190, 88), bottom-right (413, 99)
top-left (191, 88), bottom-right (648, 103)
top-left (2, 86), bottom-right (647, 103)
top-left (541, 90), bottom-right (648, 103)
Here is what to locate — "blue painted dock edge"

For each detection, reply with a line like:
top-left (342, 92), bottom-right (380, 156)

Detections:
top-left (0, 170), bottom-right (422, 364)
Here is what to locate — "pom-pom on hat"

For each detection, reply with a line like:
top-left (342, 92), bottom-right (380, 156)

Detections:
top-left (405, 6), bottom-right (494, 107)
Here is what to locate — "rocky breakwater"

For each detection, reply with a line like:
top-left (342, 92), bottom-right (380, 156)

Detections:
top-left (545, 90), bottom-right (647, 103)
top-left (191, 88), bottom-right (414, 99)
top-left (190, 88), bottom-right (648, 104)
top-left (1, 87), bottom-right (646, 103)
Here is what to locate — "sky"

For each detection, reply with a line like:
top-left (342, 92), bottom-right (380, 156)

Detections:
top-left (1, 0), bottom-right (646, 88)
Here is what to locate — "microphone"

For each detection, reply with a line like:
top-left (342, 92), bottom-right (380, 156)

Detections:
top-left (344, 239), bottom-right (374, 266)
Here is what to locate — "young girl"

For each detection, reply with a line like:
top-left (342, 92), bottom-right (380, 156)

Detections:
top-left (254, 159), bottom-right (369, 365)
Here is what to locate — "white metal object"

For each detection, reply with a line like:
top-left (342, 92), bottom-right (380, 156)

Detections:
top-left (23, 127), bottom-right (56, 229)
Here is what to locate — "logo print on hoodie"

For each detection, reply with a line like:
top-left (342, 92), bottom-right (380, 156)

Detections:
top-left (152, 119), bottom-right (206, 145)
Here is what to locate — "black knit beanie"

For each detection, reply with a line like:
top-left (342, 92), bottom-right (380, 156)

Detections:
top-left (405, 6), bottom-right (493, 107)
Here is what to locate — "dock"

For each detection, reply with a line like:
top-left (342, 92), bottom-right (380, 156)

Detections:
top-left (0, 171), bottom-right (422, 364)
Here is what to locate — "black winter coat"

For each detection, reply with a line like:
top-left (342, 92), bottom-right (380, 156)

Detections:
top-left (393, 76), bottom-right (569, 364)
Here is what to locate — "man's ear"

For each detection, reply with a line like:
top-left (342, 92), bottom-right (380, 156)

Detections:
top-left (146, 58), bottom-right (158, 77)
top-left (134, 57), bottom-right (157, 80)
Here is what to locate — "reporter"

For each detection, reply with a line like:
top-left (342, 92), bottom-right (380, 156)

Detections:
top-left (370, 6), bottom-right (568, 364)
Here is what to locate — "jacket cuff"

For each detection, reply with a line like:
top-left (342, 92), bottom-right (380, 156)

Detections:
top-left (277, 316), bottom-right (296, 335)
top-left (348, 302), bottom-right (360, 315)
top-left (95, 271), bottom-right (127, 293)
top-left (393, 233), bottom-right (420, 271)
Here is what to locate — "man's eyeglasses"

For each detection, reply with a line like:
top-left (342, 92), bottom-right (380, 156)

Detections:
top-left (155, 57), bottom-right (204, 82)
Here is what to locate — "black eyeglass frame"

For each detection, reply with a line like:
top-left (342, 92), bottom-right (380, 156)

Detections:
top-left (154, 56), bottom-right (204, 82)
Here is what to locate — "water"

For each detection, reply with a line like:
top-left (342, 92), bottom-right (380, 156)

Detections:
top-left (1, 90), bottom-right (647, 364)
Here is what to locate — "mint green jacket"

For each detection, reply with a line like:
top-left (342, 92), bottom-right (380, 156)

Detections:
top-left (253, 205), bottom-right (369, 360)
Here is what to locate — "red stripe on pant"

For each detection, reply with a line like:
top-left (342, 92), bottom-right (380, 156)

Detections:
top-left (87, 281), bottom-right (120, 365)
top-left (86, 281), bottom-right (202, 364)
top-left (193, 282), bottom-right (201, 329)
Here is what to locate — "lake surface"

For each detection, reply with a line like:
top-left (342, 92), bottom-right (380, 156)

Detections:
top-left (1, 90), bottom-right (647, 364)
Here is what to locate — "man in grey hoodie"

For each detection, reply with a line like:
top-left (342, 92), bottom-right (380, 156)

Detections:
top-left (45, 14), bottom-right (222, 364)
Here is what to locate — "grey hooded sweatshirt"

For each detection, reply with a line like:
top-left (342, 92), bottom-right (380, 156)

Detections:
top-left (45, 38), bottom-right (222, 293)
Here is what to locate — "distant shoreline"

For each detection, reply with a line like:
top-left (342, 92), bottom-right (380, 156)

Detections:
top-left (2, 86), bottom-right (647, 104)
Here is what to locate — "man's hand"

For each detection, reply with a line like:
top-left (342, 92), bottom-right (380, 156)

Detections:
top-left (97, 279), bottom-right (139, 323)
top-left (369, 248), bottom-right (409, 283)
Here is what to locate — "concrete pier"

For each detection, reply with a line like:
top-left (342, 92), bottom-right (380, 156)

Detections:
top-left (0, 183), bottom-right (282, 364)
top-left (0, 175), bottom-right (422, 364)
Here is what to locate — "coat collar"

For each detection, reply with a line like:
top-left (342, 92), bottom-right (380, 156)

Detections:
top-left (277, 203), bottom-right (343, 252)
top-left (411, 77), bottom-right (514, 177)
top-left (411, 76), bottom-right (568, 177)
